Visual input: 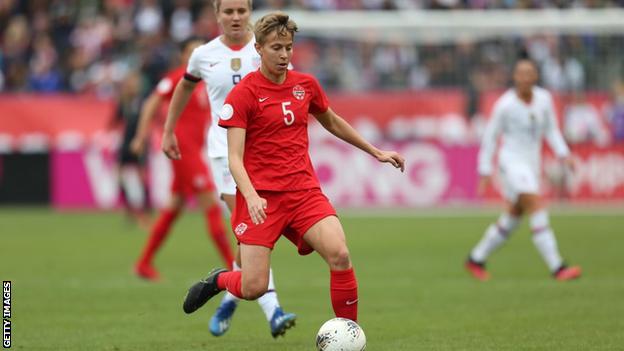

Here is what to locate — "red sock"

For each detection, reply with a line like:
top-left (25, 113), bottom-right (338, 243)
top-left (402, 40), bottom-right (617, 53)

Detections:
top-left (137, 209), bottom-right (179, 265)
top-left (205, 205), bottom-right (235, 270)
top-left (217, 271), bottom-right (243, 299)
top-left (330, 268), bottom-right (358, 322)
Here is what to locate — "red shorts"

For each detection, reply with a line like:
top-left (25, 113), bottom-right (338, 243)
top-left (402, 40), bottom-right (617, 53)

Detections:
top-left (170, 150), bottom-right (215, 197)
top-left (231, 188), bottom-right (336, 255)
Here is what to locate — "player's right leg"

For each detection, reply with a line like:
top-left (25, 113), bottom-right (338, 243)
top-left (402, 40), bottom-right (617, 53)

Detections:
top-left (466, 202), bottom-right (522, 281)
top-left (208, 157), bottom-right (296, 337)
top-left (303, 216), bottom-right (358, 322)
top-left (205, 159), bottom-right (242, 335)
top-left (466, 162), bottom-right (532, 280)
top-left (182, 244), bottom-right (271, 313)
top-left (134, 194), bottom-right (185, 281)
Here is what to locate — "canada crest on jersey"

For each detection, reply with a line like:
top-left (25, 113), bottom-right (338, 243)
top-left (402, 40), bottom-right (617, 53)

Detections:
top-left (292, 85), bottom-right (305, 100)
top-left (231, 58), bottom-right (242, 72)
top-left (234, 222), bottom-right (248, 236)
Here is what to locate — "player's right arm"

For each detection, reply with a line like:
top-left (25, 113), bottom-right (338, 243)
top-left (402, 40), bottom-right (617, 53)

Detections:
top-left (131, 92), bottom-right (163, 155)
top-left (163, 46), bottom-right (203, 160)
top-left (162, 78), bottom-right (196, 160)
top-left (219, 86), bottom-right (266, 225)
top-left (227, 127), bottom-right (267, 225)
top-left (477, 96), bottom-right (505, 194)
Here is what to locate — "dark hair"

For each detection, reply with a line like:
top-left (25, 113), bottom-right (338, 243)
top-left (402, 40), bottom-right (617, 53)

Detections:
top-left (515, 48), bottom-right (537, 68)
top-left (254, 12), bottom-right (298, 45)
top-left (517, 48), bottom-right (530, 60)
top-left (179, 36), bottom-right (205, 51)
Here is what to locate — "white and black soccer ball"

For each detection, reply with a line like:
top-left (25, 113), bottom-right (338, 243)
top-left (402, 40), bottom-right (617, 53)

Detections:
top-left (315, 318), bottom-right (366, 351)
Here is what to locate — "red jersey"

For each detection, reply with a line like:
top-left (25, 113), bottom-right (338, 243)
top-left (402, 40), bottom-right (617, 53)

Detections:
top-left (156, 66), bottom-right (210, 152)
top-left (218, 70), bottom-right (329, 191)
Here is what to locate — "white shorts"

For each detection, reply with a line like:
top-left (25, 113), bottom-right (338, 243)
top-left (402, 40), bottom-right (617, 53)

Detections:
top-left (208, 156), bottom-right (237, 196)
top-left (498, 161), bottom-right (539, 202)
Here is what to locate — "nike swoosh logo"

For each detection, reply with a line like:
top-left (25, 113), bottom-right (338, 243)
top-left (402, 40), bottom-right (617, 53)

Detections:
top-left (346, 299), bottom-right (358, 305)
top-left (259, 97), bottom-right (269, 102)
top-left (209, 62), bottom-right (219, 67)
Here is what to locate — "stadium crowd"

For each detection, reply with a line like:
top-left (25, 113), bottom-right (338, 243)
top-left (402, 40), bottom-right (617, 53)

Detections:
top-left (1, 0), bottom-right (623, 143)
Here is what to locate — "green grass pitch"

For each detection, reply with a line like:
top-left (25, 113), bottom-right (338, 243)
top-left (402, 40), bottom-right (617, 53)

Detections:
top-left (1, 208), bottom-right (623, 350)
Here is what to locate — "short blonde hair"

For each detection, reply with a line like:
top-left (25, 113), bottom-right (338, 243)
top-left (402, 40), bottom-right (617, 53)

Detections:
top-left (253, 12), bottom-right (298, 45)
top-left (213, 0), bottom-right (252, 13)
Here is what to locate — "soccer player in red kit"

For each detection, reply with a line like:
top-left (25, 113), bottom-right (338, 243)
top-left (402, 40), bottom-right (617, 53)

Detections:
top-left (174, 13), bottom-right (405, 324)
top-left (131, 37), bottom-right (234, 280)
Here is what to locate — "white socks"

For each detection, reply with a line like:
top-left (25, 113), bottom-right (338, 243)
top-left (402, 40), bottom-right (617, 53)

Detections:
top-left (530, 210), bottom-right (563, 272)
top-left (471, 210), bottom-right (565, 273)
top-left (470, 212), bottom-right (520, 263)
top-left (257, 268), bottom-right (280, 321)
top-left (218, 262), bottom-right (281, 321)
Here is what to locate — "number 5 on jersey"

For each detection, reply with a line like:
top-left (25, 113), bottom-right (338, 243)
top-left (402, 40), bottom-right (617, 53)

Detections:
top-left (282, 101), bottom-right (295, 126)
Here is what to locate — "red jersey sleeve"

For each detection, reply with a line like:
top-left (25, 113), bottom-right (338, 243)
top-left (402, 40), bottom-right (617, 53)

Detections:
top-left (218, 85), bottom-right (256, 129)
top-left (308, 77), bottom-right (329, 115)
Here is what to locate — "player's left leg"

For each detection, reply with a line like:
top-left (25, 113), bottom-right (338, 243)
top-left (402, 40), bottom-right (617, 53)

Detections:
top-left (303, 216), bottom-right (358, 322)
top-left (520, 193), bottom-right (581, 280)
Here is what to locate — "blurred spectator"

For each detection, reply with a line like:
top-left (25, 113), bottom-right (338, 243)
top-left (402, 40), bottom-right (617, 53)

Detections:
top-left (88, 54), bottom-right (131, 99)
top-left (607, 80), bottom-right (624, 143)
top-left (169, 0), bottom-right (194, 42)
top-left (3, 15), bottom-right (31, 91)
top-left (563, 92), bottom-right (610, 146)
top-left (0, 0), bottom-right (622, 104)
top-left (69, 16), bottom-right (114, 66)
top-left (541, 53), bottom-right (585, 92)
top-left (28, 34), bottom-right (63, 92)
top-left (134, 0), bottom-right (163, 36)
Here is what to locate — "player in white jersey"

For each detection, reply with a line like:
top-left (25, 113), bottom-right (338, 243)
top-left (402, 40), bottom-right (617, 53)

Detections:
top-left (160, 0), bottom-right (296, 338)
top-left (465, 58), bottom-right (582, 281)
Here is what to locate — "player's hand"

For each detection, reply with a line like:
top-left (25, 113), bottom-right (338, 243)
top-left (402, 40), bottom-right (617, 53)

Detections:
top-left (245, 193), bottom-right (267, 225)
top-left (563, 156), bottom-right (576, 173)
top-left (130, 137), bottom-right (145, 156)
top-left (162, 131), bottom-right (181, 160)
top-left (376, 150), bottom-right (405, 172)
top-left (477, 175), bottom-right (491, 196)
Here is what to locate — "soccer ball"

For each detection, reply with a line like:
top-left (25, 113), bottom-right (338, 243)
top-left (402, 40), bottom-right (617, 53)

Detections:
top-left (315, 318), bottom-right (366, 351)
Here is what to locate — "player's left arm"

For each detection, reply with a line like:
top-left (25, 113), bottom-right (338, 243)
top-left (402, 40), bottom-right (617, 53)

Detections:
top-left (544, 94), bottom-right (574, 170)
top-left (314, 108), bottom-right (405, 172)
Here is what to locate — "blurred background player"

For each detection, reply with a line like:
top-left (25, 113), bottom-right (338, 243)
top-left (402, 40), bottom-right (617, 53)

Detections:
top-left (177, 11), bottom-right (405, 330)
top-left (111, 70), bottom-right (151, 230)
top-left (130, 37), bottom-right (235, 281)
top-left (466, 57), bottom-right (582, 281)
top-left (159, 0), bottom-right (296, 338)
